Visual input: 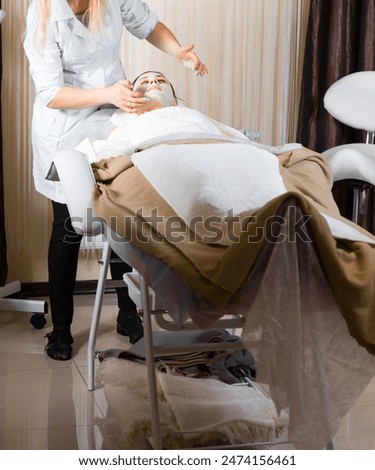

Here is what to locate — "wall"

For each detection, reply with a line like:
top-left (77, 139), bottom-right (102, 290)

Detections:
top-left (1, 0), bottom-right (310, 283)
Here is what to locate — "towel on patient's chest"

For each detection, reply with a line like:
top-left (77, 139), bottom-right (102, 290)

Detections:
top-left (85, 107), bottom-right (250, 159)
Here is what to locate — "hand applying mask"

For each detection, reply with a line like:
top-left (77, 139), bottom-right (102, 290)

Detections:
top-left (130, 71), bottom-right (178, 114)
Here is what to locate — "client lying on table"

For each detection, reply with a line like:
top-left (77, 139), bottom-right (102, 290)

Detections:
top-left (75, 70), bottom-right (255, 162)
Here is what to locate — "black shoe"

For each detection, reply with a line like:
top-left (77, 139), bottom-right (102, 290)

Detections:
top-left (116, 312), bottom-right (144, 344)
top-left (44, 327), bottom-right (73, 361)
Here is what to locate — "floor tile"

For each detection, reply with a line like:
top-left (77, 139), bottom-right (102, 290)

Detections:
top-left (0, 424), bottom-right (121, 450)
top-left (0, 367), bottom-right (103, 433)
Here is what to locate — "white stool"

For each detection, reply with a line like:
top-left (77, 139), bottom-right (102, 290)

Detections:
top-left (322, 71), bottom-right (375, 227)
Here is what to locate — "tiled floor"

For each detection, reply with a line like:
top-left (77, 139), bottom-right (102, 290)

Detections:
top-left (0, 293), bottom-right (126, 450)
top-left (0, 292), bottom-right (374, 450)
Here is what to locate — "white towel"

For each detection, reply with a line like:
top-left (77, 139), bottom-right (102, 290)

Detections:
top-left (132, 142), bottom-right (287, 239)
top-left (99, 357), bottom-right (288, 448)
top-left (87, 107), bottom-right (250, 159)
top-left (158, 372), bottom-right (288, 442)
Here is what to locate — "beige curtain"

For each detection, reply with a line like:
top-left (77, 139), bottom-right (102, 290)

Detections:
top-left (2, 0), bottom-right (310, 283)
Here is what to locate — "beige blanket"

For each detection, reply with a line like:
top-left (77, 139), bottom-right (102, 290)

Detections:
top-left (92, 146), bottom-right (375, 354)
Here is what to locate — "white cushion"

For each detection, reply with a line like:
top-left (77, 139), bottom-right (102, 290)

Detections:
top-left (322, 143), bottom-right (375, 185)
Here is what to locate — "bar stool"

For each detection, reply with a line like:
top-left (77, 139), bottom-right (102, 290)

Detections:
top-left (322, 71), bottom-right (375, 232)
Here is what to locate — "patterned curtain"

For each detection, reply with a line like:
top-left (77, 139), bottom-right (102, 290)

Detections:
top-left (0, 1), bottom-right (8, 286)
top-left (297, 0), bottom-right (375, 153)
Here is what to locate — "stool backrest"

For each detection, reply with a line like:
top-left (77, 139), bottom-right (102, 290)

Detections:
top-left (324, 71), bottom-right (375, 141)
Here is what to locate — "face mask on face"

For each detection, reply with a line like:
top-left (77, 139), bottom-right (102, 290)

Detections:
top-left (133, 72), bottom-right (176, 107)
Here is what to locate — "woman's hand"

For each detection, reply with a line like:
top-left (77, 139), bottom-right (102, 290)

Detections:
top-left (176, 44), bottom-right (208, 76)
top-left (106, 80), bottom-right (149, 113)
top-left (146, 23), bottom-right (208, 76)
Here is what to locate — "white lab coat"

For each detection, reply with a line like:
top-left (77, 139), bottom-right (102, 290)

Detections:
top-left (24, 0), bottom-right (158, 203)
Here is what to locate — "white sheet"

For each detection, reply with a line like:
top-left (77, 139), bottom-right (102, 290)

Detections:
top-left (76, 106), bottom-right (252, 161)
top-left (132, 142), bottom-right (287, 239)
top-left (131, 143), bottom-right (375, 244)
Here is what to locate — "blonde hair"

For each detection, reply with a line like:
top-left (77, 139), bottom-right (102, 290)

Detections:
top-left (37, 0), bottom-right (107, 45)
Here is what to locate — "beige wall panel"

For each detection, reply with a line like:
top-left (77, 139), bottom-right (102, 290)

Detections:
top-left (1, 0), bottom-right (310, 283)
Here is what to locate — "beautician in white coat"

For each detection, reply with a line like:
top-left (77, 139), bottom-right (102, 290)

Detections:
top-left (23, 0), bottom-right (208, 361)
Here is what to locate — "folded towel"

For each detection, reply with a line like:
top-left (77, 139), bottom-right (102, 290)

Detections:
top-left (158, 372), bottom-right (288, 444)
top-left (98, 329), bottom-right (256, 384)
top-left (98, 357), bottom-right (287, 449)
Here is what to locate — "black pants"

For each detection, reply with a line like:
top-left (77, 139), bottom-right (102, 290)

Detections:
top-left (48, 201), bottom-right (136, 329)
